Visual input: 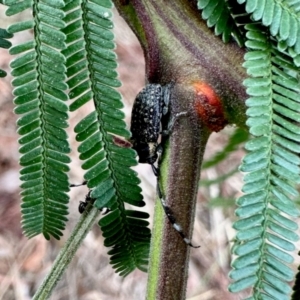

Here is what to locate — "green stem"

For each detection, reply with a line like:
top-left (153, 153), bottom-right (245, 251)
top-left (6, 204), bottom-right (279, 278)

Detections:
top-left (146, 85), bottom-right (210, 300)
top-left (33, 205), bottom-right (100, 300)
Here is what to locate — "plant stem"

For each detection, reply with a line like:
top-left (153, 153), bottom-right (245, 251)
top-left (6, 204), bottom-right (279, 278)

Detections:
top-left (113, 0), bottom-right (248, 298)
top-left (114, 0), bottom-right (247, 126)
top-left (147, 85), bottom-right (210, 299)
top-left (33, 205), bottom-right (100, 300)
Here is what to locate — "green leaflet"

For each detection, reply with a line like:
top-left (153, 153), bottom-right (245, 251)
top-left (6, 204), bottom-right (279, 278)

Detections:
top-left (64, 0), bottom-right (150, 276)
top-left (230, 24), bottom-right (300, 299)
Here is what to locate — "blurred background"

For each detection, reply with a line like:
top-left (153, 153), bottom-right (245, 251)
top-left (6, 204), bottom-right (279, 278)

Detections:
top-left (0, 5), bottom-right (288, 300)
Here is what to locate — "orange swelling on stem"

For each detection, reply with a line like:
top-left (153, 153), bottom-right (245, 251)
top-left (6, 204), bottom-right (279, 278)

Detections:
top-left (193, 81), bottom-right (228, 132)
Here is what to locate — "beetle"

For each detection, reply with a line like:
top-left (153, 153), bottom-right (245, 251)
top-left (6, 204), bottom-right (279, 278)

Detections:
top-left (130, 83), bottom-right (171, 176)
top-left (130, 83), bottom-right (199, 248)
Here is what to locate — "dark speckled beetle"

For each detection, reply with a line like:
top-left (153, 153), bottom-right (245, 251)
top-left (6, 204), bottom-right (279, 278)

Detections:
top-left (130, 84), bottom-right (172, 175)
top-left (130, 83), bottom-right (200, 248)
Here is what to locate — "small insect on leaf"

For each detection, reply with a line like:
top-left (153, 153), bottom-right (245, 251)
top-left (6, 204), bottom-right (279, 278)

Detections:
top-left (78, 190), bottom-right (93, 214)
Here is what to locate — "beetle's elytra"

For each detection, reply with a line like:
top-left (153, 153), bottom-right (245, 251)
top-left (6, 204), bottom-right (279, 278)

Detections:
top-left (130, 84), bottom-right (171, 168)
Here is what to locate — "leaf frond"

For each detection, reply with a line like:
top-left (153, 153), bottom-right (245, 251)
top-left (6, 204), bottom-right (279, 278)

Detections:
top-left (6, 0), bottom-right (71, 239)
top-left (66, 0), bottom-right (150, 275)
top-left (197, 0), bottom-right (250, 46)
top-left (229, 24), bottom-right (300, 299)
top-left (237, 0), bottom-right (300, 57)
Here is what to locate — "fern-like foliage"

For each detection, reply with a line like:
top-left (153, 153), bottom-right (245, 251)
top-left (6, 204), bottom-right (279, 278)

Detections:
top-left (63, 0), bottom-right (150, 275)
top-left (229, 24), bottom-right (300, 299)
top-left (237, 0), bottom-right (300, 66)
top-left (197, 0), bottom-right (249, 46)
top-left (3, 0), bottom-right (150, 276)
top-left (0, 27), bottom-right (13, 77)
top-left (5, 0), bottom-right (71, 239)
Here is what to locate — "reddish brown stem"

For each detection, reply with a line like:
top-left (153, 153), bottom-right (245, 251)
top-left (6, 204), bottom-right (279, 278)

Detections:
top-left (113, 1), bottom-right (248, 299)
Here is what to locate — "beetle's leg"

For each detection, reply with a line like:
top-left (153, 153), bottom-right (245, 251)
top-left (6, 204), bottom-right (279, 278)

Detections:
top-left (161, 111), bottom-right (188, 137)
top-left (156, 183), bottom-right (200, 248)
top-left (151, 164), bottom-right (159, 177)
top-left (156, 145), bottom-right (199, 248)
top-left (161, 82), bottom-right (174, 115)
top-left (70, 180), bottom-right (88, 187)
top-left (150, 144), bottom-right (164, 176)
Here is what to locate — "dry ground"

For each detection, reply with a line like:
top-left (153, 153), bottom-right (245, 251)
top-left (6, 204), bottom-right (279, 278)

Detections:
top-left (1, 6), bottom-right (299, 300)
